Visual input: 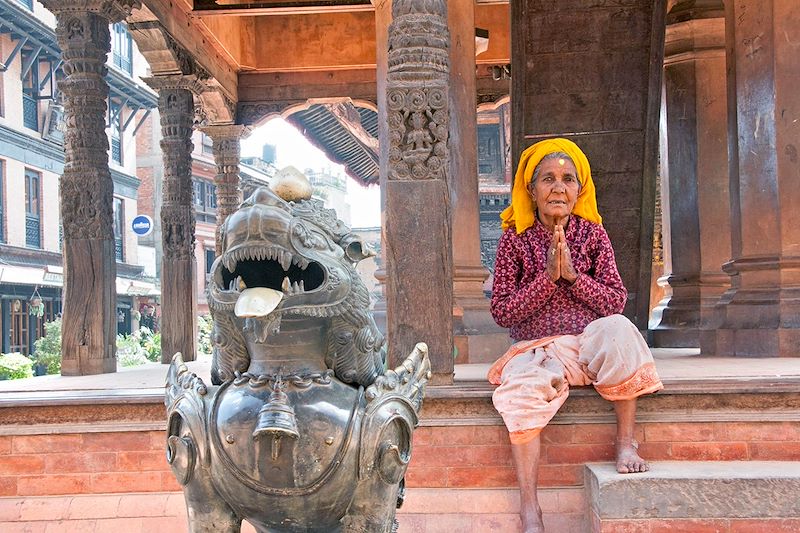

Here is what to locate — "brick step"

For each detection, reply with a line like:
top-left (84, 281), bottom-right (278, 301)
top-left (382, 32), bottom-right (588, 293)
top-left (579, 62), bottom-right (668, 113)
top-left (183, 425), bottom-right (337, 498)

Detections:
top-left (0, 489), bottom-right (583, 533)
top-left (586, 461), bottom-right (800, 532)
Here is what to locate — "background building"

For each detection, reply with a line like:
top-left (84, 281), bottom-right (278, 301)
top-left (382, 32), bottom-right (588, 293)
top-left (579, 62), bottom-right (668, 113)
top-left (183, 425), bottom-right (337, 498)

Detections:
top-left (0, 0), bottom-right (157, 355)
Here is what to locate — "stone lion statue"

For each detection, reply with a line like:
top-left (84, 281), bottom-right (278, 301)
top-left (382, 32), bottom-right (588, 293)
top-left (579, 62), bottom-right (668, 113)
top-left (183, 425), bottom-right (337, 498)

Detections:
top-left (165, 181), bottom-right (430, 533)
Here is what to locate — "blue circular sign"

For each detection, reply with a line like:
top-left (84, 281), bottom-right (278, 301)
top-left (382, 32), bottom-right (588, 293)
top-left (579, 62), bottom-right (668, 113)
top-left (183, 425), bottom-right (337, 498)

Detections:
top-left (132, 215), bottom-right (153, 237)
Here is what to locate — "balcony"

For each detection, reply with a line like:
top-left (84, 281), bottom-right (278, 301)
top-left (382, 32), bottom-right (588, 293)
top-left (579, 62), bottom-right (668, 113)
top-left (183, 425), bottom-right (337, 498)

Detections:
top-left (22, 93), bottom-right (38, 132)
top-left (111, 136), bottom-right (122, 164)
top-left (25, 214), bottom-right (40, 248)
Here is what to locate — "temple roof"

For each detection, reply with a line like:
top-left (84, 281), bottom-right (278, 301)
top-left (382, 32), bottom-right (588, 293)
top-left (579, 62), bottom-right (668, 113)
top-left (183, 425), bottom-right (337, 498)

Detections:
top-left (286, 101), bottom-right (379, 187)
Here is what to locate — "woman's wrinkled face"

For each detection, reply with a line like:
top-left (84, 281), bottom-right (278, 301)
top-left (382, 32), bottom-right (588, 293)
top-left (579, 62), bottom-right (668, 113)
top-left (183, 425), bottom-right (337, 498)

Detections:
top-left (529, 157), bottom-right (580, 223)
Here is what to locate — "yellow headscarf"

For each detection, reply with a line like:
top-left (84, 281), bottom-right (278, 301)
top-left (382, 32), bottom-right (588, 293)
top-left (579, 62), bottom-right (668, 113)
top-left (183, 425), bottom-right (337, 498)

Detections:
top-left (500, 138), bottom-right (602, 234)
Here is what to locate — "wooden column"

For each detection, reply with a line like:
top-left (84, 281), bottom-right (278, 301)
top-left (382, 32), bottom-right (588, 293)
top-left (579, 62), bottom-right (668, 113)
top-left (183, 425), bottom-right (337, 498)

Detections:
top-left (372, 0), bottom-right (391, 337)
top-left (651, 3), bottom-right (731, 347)
top-left (702, 0), bottom-right (800, 357)
top-left (145, 77), bottom-right (199, 362)
top-left (511, 0), bottom-right (666, 330)
top-left (448, 0), bottom-right (504, 362)
top-left (383, 0), bottom-right (453, 383)
top-left (43, 0), bottom-right (141, 376)
top-left (199, 124), bottom-right (250, 253)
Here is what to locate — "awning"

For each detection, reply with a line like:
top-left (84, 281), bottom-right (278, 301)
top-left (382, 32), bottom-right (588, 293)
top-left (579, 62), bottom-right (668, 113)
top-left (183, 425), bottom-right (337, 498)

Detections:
top-left (0, 265), bottom-right (160, 296)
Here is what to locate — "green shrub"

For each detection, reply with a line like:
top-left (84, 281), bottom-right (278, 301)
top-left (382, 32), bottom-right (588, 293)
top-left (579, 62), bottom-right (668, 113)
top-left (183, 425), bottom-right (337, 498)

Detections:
top-left (141, 328), bottom-right (161, 362)
top-left (33, 318), bottom-right (62, 375)
top-left (118, 348), bottom-right (149, 367)
top-left (198, 314), bottom-right (214, 356)
top-left (116, 333), bottom-right (148, 367)
top-left (0, 352), bottom-right (34, 380)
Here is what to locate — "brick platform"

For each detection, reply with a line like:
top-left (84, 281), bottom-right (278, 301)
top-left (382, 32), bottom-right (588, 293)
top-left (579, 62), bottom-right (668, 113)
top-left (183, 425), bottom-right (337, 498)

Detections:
top-left (0, 355), bottom-right (798, 531)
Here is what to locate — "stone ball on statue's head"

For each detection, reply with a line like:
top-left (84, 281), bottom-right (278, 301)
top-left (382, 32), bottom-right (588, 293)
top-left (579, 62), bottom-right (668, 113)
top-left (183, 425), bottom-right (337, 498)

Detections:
top-left (270, 166), bottom-right (313, 202)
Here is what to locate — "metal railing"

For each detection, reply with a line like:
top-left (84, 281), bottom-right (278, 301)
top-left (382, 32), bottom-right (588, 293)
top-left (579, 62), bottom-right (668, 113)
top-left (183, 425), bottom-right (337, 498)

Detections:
top-left (111, 136), bottom-right (122, 164)
top-left (22, 93), bottom-right (38, 131)
top-left (25, 214), bottom-right (40, 248)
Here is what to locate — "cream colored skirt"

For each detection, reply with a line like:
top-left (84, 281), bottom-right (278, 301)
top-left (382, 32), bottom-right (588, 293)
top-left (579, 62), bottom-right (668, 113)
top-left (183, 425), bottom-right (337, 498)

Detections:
top-left (488, 314), bottom-right (663, 444)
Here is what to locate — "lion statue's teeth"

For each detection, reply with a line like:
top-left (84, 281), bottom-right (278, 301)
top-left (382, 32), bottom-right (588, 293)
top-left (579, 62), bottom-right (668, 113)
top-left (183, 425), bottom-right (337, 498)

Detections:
top-left (234, 288), bottom-right (284, 318)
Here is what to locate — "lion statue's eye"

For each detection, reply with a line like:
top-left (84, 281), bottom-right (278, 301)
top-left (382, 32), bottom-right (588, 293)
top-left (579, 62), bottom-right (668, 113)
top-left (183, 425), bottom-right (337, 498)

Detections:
top-left (293, 223), bottom-right (330, 250)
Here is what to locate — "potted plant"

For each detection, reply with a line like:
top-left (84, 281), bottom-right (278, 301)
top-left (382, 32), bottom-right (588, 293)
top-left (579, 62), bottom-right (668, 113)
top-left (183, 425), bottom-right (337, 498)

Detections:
top-left (29, 299), bottom-right (44, 318)
top-left (29, 289), bottom-right (44, 318)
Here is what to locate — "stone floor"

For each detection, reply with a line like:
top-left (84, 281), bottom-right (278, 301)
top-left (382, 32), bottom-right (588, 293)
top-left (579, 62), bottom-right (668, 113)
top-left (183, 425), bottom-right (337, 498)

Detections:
top-left (1, 348), bottom-right (799, 402)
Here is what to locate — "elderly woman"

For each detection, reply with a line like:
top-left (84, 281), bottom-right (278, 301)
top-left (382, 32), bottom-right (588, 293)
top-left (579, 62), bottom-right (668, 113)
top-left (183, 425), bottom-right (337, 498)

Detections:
top-left (488, 138), bottom-right (663, 533)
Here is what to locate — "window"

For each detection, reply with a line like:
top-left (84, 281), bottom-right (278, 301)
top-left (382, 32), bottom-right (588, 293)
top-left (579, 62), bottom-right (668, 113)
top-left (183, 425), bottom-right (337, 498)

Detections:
top-left (477, 123), bottom-right (502, 179)
top-left (15, 0), bottom-right (33, 10)
top-left (110, 100), bottom-right (123, 164)
top-left (25, 169), bottom-right (41, 248)
top-left (111, 23), bottom-right (133, 75)
top-left (201, 134), bottom-right (214, 155)
top-left (21, 50), bottom-right (40, 132)
top-left (113, 196), bottom-right (124, 261)
top-left (205, 248), bottom-right (215, 284)
top-left (206, 181), bottom-right (217, 210)
top-left (9, 299), bottom-right (29, 355)
top-left (192, 178), bottom-right (217, 223)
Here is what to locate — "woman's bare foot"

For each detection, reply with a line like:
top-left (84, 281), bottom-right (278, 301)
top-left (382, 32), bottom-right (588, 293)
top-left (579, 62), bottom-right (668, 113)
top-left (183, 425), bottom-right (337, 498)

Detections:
top-left (616, 438), bottom-right (649, 473)
top-left (520, 502), bottom-right (544, 533)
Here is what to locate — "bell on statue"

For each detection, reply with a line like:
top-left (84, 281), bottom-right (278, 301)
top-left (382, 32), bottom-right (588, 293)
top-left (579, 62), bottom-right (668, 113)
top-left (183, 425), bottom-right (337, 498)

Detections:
top-left (252, 386), bottom-right (299, 441)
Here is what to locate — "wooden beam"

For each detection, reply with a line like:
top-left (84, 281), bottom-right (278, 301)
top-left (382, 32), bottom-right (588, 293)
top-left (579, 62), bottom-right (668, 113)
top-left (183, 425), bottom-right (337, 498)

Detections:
top-left (191, 5), bottom-right (374, 16)
top-left (239, 68), bottom-right (377, 104)
top-left (134, 1), bottom-right (237, 99)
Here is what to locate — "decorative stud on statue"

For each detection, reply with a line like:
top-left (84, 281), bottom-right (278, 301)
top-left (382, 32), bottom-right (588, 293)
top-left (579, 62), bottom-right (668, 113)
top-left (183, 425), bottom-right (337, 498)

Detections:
top-left (165, 168), bottom-right (431, 532)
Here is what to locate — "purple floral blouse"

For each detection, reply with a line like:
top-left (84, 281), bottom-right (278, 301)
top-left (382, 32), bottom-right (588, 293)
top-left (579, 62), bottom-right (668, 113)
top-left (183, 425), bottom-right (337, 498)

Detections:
top-left (490, 216), bottom-right (627, 341)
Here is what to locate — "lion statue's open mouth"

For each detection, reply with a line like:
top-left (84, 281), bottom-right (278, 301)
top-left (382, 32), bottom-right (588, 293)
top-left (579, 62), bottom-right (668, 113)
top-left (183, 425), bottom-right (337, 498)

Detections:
top-left (220, 247), bottom-right (325, 318)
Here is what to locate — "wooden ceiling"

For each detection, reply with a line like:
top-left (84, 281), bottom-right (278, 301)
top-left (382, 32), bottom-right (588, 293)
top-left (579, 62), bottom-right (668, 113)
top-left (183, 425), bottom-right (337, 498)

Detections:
top-left (144, 0), bottom-right (511, 76)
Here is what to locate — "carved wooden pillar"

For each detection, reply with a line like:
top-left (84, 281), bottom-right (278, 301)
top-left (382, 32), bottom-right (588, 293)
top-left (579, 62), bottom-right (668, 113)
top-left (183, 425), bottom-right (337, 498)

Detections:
top-left (702, 0), bottom-right (800, 357)
top-left (383, 0), bottom-right (453, 383)
top-left (651, 2), bottom-right (731, 347)
top-left (43, 0), bottom-right (140, 376)
top-left (448, 0), bottom-right (505, 362)
top-left (199, 124), bottom-right (250, 253)
top-left (145, 77), bottom-right (199, 362)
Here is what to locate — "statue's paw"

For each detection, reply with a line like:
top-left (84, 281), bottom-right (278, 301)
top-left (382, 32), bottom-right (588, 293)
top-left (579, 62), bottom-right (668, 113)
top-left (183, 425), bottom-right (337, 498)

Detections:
top-left (365, 343), bottom-right (431, 411)
top-left (166, 352), bottom-right (208, 407)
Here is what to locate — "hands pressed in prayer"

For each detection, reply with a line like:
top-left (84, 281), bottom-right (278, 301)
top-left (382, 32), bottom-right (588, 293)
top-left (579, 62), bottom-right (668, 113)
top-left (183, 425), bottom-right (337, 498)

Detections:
top-left (546, 229), bottom-right (560, 282)
top-left (546, 224), bottom-right (578, 284)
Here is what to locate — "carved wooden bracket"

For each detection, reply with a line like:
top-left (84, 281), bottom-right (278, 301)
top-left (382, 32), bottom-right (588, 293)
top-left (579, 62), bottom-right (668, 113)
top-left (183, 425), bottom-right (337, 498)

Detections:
top-left (40, 0), bottom-right (141, 22)
top-left (237, 101), bottom-right (299, 126)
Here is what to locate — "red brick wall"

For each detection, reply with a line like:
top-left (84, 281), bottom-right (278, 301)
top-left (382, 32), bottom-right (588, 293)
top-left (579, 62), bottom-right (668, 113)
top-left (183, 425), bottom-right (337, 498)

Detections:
top-left (406, 421), bottom-right (800, 489)
top-left (0, 432), bottom-right (178, 498)
top-left (1, 421), bottom-right (799, 498)
top-left (135, 113), bottom-right (154, 156)
top-left (136, 167), bottom-right (155, 220)
top-left (135, 113), bottom-right (157, 221)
